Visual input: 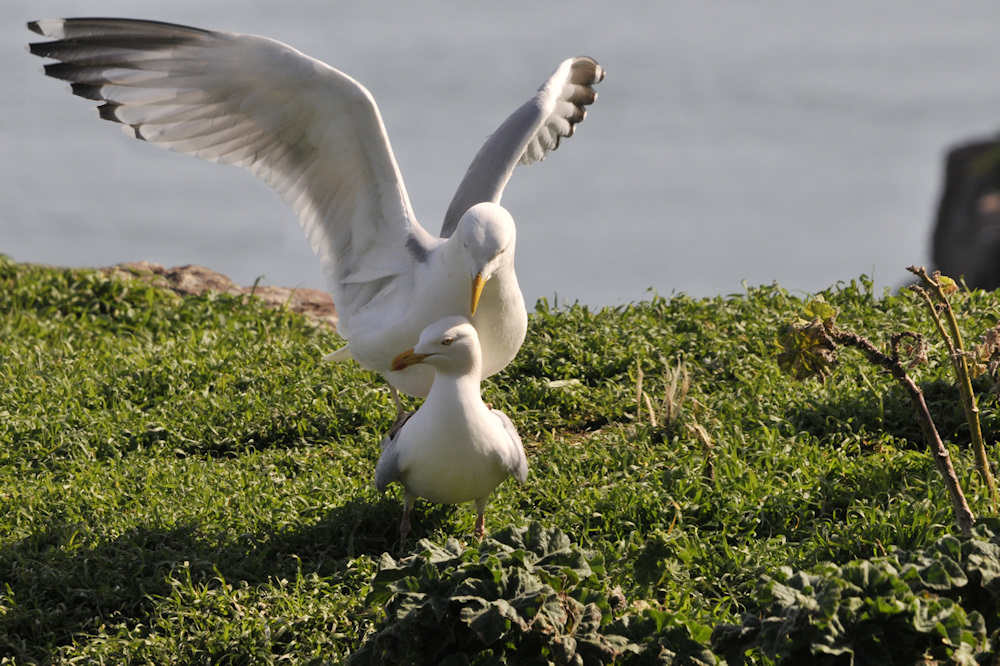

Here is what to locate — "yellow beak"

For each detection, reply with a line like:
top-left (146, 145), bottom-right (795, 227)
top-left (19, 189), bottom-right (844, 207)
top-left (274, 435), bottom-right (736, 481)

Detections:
top-left (471, 272), bottom-right (485, 316)
top-left (391, 348), bottom-right (432, 371)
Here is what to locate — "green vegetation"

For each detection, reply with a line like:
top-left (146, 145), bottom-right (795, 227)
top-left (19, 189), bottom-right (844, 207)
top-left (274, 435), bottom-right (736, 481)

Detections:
top-left (1, 255), bottom-right (999, 663)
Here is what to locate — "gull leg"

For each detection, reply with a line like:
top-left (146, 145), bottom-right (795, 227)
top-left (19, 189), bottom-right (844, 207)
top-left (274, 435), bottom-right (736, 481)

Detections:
top-left (474, 498), bottom-right (488, 539)
top-left (390, 384), bottom-right (404, 418)
top-left (384, 386), bottom-right (414, 441)
top-left (400, 491), bottom-right (416, 541)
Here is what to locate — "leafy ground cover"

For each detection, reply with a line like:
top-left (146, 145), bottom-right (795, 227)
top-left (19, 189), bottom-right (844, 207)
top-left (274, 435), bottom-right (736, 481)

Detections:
top-left (1, 255), bottom-right (999, 664)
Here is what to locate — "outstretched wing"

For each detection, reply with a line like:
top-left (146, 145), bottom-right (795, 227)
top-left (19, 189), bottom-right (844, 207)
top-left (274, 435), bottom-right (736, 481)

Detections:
top-left (440, 56), bottom-right (605, 237)
top-left (27, 18), bottom-right (435, 324)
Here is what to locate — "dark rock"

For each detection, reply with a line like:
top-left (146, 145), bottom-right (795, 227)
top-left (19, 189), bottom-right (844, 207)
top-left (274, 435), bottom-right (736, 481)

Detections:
top-left (931, 135), bottom-right (1000, 290)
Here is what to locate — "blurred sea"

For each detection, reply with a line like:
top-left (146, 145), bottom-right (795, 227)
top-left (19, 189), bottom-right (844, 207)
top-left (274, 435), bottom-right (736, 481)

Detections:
top-left (4, 1), bottom-right (1000, 306)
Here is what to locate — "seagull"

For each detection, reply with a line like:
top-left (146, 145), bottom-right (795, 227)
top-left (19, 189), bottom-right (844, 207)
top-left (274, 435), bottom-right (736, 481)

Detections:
top-left (375, 315), bottom-right (527, 539)
top-left (27, 18), bottom-right (605, 399)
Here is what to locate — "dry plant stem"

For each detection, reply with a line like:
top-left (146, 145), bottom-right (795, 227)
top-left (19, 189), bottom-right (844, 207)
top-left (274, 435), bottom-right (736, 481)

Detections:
top-left (909, 266), bottom-right (998, 507)
top-left (830, 328), bottom-right (975, 537)
top-left (635, 363), bottom-right (657, 427)
top-left (914, 287), bottom-right (993, 491)
top-left (635, 363), bottom-right (644, 423)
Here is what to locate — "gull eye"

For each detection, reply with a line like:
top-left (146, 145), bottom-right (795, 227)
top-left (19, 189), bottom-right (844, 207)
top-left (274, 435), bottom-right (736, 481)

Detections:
top-left (442, 337), bottom-right (454, 346)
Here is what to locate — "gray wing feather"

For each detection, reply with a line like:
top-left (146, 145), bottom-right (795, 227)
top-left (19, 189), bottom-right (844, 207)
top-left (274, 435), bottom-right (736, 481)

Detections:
top-left (374, 411), bottom-right (414, 491)
top-left (374, 433), bottom-right (401, 492)
top-left (440, 56), bottom-right (604, 237)
top-left (491, 409), bottom-right (528, 483)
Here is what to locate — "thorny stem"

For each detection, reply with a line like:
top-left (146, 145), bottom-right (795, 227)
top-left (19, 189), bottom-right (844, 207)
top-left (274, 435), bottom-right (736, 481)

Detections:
top-left (830, 327), bottom-right (975, 537)
top-left (909, 266), bottom-right (998, 509)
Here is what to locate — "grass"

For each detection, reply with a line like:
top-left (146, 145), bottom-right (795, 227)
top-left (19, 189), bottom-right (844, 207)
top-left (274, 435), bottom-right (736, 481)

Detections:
top-left (1, 255), bottom-right (999, 663)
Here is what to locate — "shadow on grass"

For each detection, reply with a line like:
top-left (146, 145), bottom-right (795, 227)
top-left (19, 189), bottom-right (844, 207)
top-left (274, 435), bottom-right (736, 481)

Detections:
top-left (787, 379), bottom-right (979, 452)
top-left (0, 495), bottom-right (404, 660)
top-left (135, 411), bottom-right (388, 459)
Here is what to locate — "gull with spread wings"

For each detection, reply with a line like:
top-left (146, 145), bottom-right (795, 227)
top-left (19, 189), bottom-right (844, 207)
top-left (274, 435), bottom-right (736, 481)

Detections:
top-left (27, 18), bottom-right (604, 399)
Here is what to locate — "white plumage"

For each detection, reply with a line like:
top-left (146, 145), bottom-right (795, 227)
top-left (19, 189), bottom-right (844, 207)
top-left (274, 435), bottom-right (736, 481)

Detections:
top-left (27, 18), bottom-right (604, 397)
top-left (375, 316), bottom-right (527, 539)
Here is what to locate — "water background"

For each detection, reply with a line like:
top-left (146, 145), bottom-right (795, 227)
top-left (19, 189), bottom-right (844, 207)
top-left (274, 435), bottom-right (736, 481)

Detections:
top-left (4, 1), bottom-right (1000, 307)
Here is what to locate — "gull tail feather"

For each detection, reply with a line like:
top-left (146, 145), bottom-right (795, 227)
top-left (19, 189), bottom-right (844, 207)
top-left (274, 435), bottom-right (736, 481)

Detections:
top-left (322, 344), bottom-right (353, 363)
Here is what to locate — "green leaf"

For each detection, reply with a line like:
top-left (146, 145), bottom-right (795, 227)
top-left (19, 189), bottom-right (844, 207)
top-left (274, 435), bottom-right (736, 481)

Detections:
top-left (776, 318), bottom-right (837, 380)
top-left (804, 298), bottom-right (838, 326)
top-left (938, 274), bottom-right (959, 295)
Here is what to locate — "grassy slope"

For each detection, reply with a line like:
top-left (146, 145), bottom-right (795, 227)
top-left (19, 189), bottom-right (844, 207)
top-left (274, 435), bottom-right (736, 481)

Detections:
top-left (1, 256), bottom-right (998, 663)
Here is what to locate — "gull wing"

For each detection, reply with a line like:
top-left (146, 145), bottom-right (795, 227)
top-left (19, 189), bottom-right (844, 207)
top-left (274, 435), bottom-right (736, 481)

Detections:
top-left (374, 411), bottom-right (415, 492)
top-left (491, 409), bottom-right (528, 483)
top-left (27, 18), bottom-right (436, 324)
top-left (440, 56), bottom-right (605, 237)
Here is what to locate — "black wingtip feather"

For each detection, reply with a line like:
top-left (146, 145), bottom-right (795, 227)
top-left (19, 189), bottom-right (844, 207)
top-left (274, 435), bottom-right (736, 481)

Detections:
top-left (69, 81), bottom-right (105, 101)
top-left (571, 56), bottom-right (606, 85)
top-left (96, 102), bottom-right (122, 123)
top-left (44, 62), bottom-right (98, 83)
top-left (27, 42), bottom-right (53, 58)
top-left (28, 17), bottom-right (215, 42)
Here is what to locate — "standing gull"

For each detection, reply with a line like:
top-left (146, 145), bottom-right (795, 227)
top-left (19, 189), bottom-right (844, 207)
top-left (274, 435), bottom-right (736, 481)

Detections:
top-left (27, 18), bottom-right (605, 398)
top-left (375, 316), bottom-right (528, 539)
